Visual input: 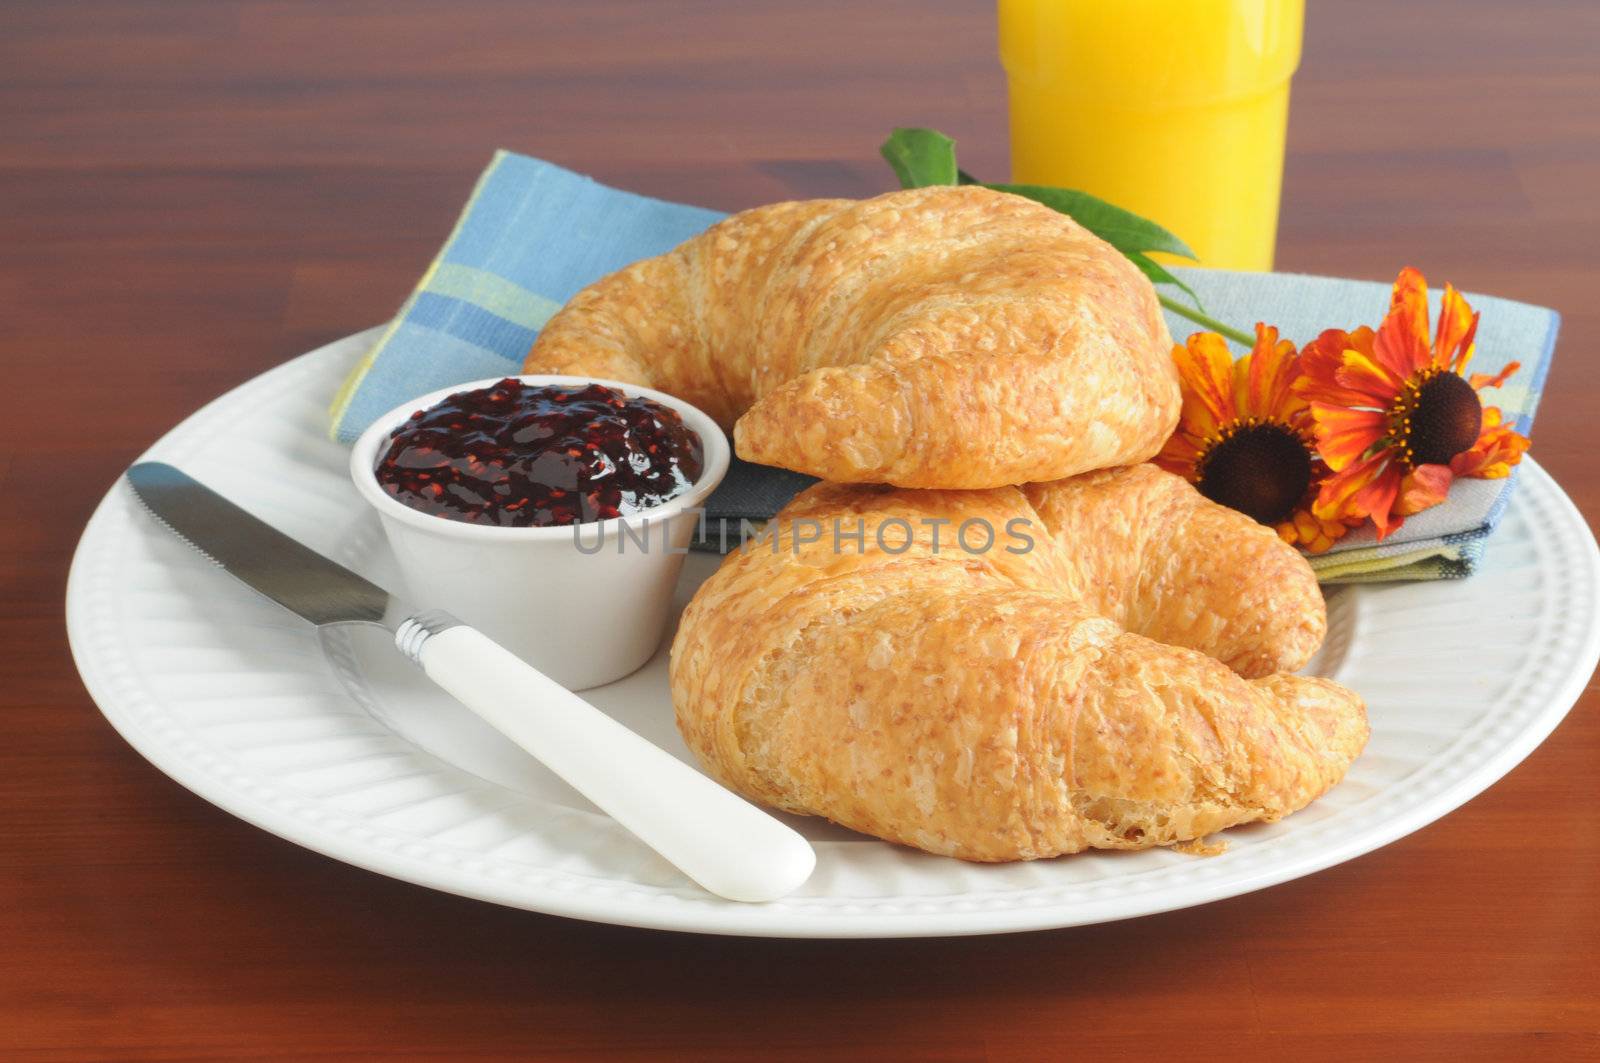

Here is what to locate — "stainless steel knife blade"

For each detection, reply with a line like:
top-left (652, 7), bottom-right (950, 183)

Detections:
top-left (125, 462), bottom-right (393, 628)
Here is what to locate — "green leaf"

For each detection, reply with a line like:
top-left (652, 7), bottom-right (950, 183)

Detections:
top-left (880, 128), bottom-right (959, 189)
top-left (983, 182), bottom-right (1196, 261)
top-left (877, 127), bottom-right (1241, 332)
top-left (1127, 251), bottom-right (1201, 307)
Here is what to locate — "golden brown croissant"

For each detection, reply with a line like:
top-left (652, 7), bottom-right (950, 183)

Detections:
top-left (669, 464), bottom-right (1366, 861)
top-left (524, 186), bottom-right (1180, 489)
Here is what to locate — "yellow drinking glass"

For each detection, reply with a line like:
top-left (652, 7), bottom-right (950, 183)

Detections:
top-left (998, 0), bottom-right (1304, 271)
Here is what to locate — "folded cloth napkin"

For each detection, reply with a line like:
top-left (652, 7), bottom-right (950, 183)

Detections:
top-left (330, 150), bottom-right (1557, 582)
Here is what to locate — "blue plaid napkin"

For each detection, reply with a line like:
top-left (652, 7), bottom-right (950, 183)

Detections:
top-left (330, 150), bottom-right (1558, 582)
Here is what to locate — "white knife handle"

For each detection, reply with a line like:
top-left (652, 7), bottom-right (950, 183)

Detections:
top-left (408, 623), bottom-right (815, 903)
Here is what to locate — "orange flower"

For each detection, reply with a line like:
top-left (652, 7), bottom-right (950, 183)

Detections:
top-left (1296, 268), bottom-right (1529, 539)
top-left (1156, 325), bottom-right (1357, 552)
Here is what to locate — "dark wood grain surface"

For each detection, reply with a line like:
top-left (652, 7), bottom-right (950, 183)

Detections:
top-left (5, 1), bottom-right (1598, 1059)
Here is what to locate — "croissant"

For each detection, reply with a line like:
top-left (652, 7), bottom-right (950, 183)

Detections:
top-left (524, 186), bottom-right (1180, 489)
top-left (669, 464), bottom-right (1367, 861)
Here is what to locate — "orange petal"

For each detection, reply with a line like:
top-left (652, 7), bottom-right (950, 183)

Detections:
top-left (1293, 508), bottom-right (1320, 541)
top-left (1228, 329), bottom-right (1254, 415)
top-left (1397, 464), bottom-right (1453, 517)
top-left (1310, 404), bottom-right (1387, 471)
top-left (1382, 267), bottom-right (1433, 355)
top-left (1315, 448), bottom-right (1390, 521)
top-left (1174, 390), bottom-right (1222, 444)
top-left (1318, 515), bottom-right (1356, 551)
top-left (1434, 282), bottom-right (1480, 374)
top-left (1468, 360), bottom-right (1520, 391)
top-left (1295, 327), bottom-right (1383, 407)
top-left (1335, 349), bottom-right (1407, 406)
top-left (1389, 267), bottom-right (1431, 317)
top-left (1286, 515), bottom-right (1312, 551)
top-left (1356, 463), bottom-right (1405, 539)
top-left (1346, 325), bottom-right (1379, 359)
top-left (1292, 509), bottom-right (1355, 554)
top-left (1154, 433), bottom-right (1204, 481)
top-left (1243, 322), bottom-right (1301, 420)
top-left (1171, 333), bottom-right (1237, 425)
top-left (1374, 295), bottom-right (1433, 383)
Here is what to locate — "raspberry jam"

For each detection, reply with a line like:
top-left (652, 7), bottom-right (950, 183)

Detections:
top-left (374, 379), bottom-right (705, 528)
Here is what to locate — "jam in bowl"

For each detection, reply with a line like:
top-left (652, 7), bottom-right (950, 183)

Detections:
top-left (349, 375), bottom-right (730, 690)
top-left (375, 378), bottom-right (706, 528)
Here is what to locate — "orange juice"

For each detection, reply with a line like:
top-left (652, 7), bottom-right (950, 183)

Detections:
top-left (998, 0), bottom-right (1303, 271)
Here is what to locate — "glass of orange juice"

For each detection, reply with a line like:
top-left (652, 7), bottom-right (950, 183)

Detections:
top-left (998, 0), bottom-right (1304, 271)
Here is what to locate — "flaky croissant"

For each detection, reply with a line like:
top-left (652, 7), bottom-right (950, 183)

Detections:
top-left (670, 464), bottom-right (1366, 861)
top-left (524, 186), bottom-right (1180, 489)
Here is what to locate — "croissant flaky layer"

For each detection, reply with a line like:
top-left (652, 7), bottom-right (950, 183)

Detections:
top-left (669, 465), bottom-right (1367, 862)
top-left (524, 186), bottom-right (1180, 489)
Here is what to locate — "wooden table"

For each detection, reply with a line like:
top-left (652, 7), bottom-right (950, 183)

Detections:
top-left (6, 2), bottom-right (1598, 1058)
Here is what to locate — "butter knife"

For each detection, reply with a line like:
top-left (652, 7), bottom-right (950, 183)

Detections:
top-left (125, 462), bottom-right (815, 903)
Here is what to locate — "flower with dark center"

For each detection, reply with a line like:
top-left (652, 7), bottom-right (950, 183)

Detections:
top-left (1156, 326), bottom-right (1356, 553)
top-left (1196, 419), bottom-right (1315, 526)
top-left (1296, 268), bottom-right (1529, 540)
top-left (1390, 367), bottom-right (1482, 467)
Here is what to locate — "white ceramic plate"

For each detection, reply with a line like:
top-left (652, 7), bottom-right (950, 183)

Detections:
top-left (67, 330), bottom-right (1600, 937)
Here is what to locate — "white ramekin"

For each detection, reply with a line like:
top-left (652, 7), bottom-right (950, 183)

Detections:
top-left (350, 375), bottom-right (730, 690)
